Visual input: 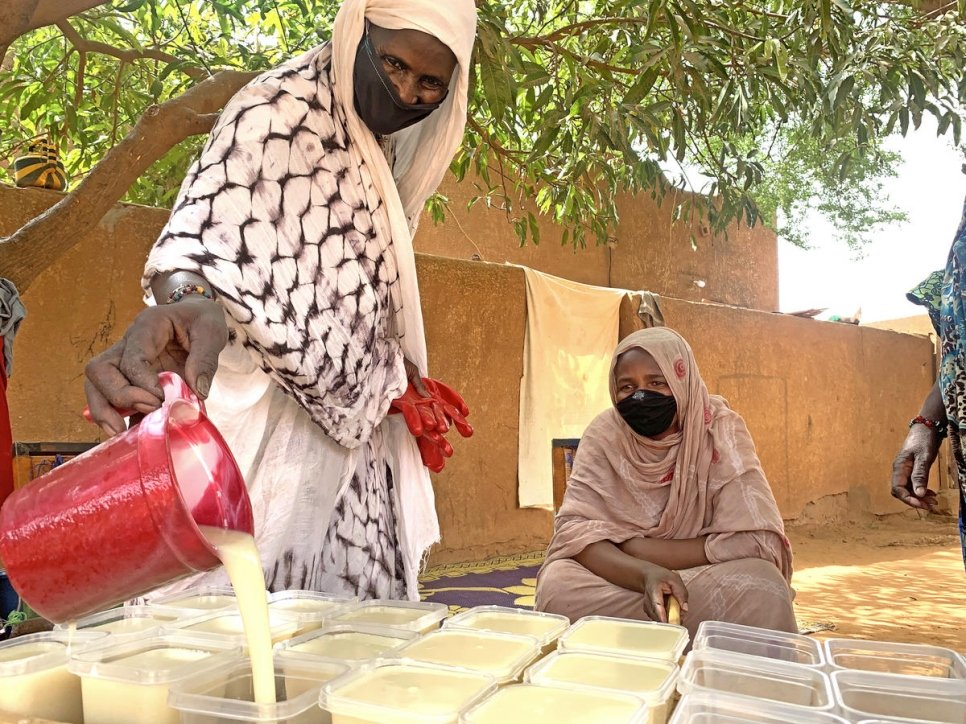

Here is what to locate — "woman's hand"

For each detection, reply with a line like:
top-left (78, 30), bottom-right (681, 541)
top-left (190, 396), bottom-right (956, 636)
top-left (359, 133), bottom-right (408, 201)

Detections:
top-left (891, 424), bottom-right (941, 511)
top-left (640, 562), bottom-right (688, 623)
top-left (84, 298), bottom-right (228, 436)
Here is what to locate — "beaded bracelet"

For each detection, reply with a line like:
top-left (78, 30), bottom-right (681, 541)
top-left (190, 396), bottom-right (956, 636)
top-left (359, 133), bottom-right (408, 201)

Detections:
top-left (909, 415), bottom-right (948, 439)
top-left (167, 283), bottom-right (213, 304)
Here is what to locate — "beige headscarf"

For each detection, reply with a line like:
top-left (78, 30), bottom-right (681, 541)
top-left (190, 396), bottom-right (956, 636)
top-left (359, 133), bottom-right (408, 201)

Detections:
top-left (543, 328), bottom-right (792, 580)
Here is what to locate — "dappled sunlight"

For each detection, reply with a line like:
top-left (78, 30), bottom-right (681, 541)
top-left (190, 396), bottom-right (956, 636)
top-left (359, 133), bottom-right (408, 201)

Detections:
top-left (793, 546), bottom-right (966, 647)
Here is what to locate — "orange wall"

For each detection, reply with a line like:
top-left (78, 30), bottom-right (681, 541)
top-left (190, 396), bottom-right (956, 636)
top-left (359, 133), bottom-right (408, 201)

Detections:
top-left (414, 176), bottom-right (780, 311)
top-left (1, 186), bottom-right (931, 565)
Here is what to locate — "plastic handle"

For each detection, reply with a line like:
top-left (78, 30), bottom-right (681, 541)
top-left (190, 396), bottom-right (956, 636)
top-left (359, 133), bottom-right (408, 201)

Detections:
top-left (82, 372), bottom-right (204, 422)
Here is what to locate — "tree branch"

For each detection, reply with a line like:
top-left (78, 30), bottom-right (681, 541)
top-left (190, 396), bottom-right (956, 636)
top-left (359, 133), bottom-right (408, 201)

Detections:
top-left (0, 0), bottom-right (41, 60)
top-left (0, 69), bottom-right (257, 292)
top-left (57, 18), bottom-right (206, 80)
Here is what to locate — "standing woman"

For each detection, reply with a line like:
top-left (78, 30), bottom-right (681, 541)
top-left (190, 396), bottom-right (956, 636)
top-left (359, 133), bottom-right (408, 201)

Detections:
top-left (83, 0), bottom-right (478, 601)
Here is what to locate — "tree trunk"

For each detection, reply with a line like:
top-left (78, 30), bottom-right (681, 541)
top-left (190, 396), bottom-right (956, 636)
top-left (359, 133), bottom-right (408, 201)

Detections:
top-left (0, 70), bottom-right (257, 293)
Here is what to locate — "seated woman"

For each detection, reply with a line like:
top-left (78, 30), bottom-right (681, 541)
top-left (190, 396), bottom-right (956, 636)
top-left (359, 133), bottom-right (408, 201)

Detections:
top-left (535, 328), bottom-right (796, 637)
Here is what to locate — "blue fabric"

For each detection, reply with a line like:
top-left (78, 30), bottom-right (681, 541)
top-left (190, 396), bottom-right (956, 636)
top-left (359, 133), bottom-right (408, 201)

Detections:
top-left (909, 197), bottom-right (966, 569)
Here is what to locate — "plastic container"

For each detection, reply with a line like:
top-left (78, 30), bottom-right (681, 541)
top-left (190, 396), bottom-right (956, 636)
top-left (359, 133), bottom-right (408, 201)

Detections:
top-left (68, 632), bottom-right (242, 724)
top-left (268, 590), bottom-right (355, 636)
top-left (330, 600), bottom-right (447, 633)
top-left (678, 649), bottom-right (834, 711)
top-left (165, 609), bottom-right (302, 646)
top-left (443, 606), bottom-right (569, 650)
top-left (396, 629), bottom-right (542, 684)
top-left (459, 683), bottom-right (648, 724)
top-left (557, 615), bottom-right (689, 663)
top-left (526, 650), bottom-right (678, 724)
top-left (275, 624), bottom-right (417, 663)
top-left (669, 692), bottom-right (850, 723)
top-left (825, 638), bottom-right (966, 679)
top-left (0, 373), bottom-right (254, 622)
top-left (169, 652), bottom-right (349, 723)
top-left (832, 669), bottom-right (966, 722)
top-left (692, 621), bottom-right (824, 668)
top-left (0, 630), bottom-right (107, 723)
top-left (318, 659), bottom-right (496, 723)
top-left (54, 605), bottom-right (179, 638)
top-left (148, 586), bottom-right (241, 615)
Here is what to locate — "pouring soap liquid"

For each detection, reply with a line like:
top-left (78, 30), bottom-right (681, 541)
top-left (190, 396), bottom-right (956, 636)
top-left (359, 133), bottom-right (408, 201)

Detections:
top-left (199, 526), bottom-right (276, 705)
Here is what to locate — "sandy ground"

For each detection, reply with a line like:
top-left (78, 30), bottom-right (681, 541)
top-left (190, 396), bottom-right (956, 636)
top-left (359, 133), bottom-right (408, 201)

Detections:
top-left (789, 516), bottom-right (966, 649)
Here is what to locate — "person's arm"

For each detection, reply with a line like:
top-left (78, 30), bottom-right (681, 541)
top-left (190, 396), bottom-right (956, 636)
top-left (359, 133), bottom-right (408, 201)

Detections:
top-left (891, 379), bottom-right (945, 511)
top-left (618, 536), bottom-right (710, 570)
top-left (150, 270), bottom-right (215, 302)
top-left (574, 540), bottom-right (688, 622)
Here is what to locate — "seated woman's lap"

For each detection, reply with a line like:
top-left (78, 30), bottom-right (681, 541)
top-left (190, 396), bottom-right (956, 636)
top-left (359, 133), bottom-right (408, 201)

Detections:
top-left (535, 557), bottom-right (796, 639)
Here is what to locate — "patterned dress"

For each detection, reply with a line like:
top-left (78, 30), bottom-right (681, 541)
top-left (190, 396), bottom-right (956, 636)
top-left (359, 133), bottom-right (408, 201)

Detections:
top-left (908, 196), bottom-right (966, 567)
top-left (141, 44), bottom-right (412, 600)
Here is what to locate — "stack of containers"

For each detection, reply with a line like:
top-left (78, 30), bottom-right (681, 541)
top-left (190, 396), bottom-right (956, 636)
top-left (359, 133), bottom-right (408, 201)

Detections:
top-left (825, 638), bottom-right (966, 722)
top-left (674, 621), bottom-right (836, 721)
top-left (267, 590), bottom-right (356, 637)
top-left (311, 608), bottom-right (691, 723)
top-left (0, 630), bottom-right (107, 723)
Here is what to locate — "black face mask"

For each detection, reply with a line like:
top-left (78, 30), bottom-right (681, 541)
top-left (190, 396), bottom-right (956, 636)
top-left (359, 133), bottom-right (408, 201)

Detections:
top-left (352, 27), bottom-right (448, 136)
top-left (616, 389), bottom-right (678, 438)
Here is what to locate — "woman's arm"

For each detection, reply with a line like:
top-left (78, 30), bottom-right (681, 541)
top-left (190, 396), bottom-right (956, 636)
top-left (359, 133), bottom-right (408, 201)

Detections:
top-left (618, 537), bottom-right (710, 570)
top-left (574, 540), bottom-right (688, 622)
top-left (891, 379), bottom-right (944, 511)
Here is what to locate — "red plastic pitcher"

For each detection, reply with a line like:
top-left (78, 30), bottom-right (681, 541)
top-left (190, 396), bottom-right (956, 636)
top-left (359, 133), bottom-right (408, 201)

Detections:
top-left (0, 372), bottom-right (253, 622)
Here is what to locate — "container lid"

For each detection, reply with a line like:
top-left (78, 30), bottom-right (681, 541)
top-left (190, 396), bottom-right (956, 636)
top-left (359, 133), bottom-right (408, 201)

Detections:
top-left (693, 620), bottom-right (824, 667)
top-left (557, 615), bottom-right (689, 662)
top-left (267, 590), bottom-right (355, 623)
top-left (831, 669), bottom-right (966, 723)
top-left (330, 599), bottom-right (448, 632)
top-left (67, 632), bottom-right (241, 685)
top-left (147, 585), bottom-right (240, 613)
top-left (275, 623), bottom-right (419, 662)
top-left (460, 683), bottom-right (648, 723)
top-left (526, 650), bottom-right (678, 703)
top-left (678, 649), bottom-right (834, 710)
top-left (319, 659), bottom-right (496, 723)
top-left (0, 630), bottom-right (107, 677)
top-left (669, 692), bottom-right (850, 724)
top-left (169, 652), bottom-right (349, 722)
top-left (54, 605), bottom-right (175, 637)
top-left (444, 606), bottom-right (570, 646)
top-left (162, 609), bottom-right (301, 646)
top-left (825, 638), bottom-right (966, 679)
top-left (397, 629), bottom-right (542, 683)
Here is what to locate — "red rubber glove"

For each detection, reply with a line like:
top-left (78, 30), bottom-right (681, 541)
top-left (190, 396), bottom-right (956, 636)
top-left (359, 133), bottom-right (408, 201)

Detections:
top-left (388, 382), bottom-right (447, 437)
top-left (417, 430), bottom-right (454, 473)
top-left (422, 378), bottom-right (473, 438)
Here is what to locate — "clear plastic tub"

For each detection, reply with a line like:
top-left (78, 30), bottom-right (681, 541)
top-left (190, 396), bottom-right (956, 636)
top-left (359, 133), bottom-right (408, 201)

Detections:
top-left (68, 632), bottom-right (242, 724)
top-left (330, 600), bottom-right (447, 633)
top-left (692, 621), bottom-right (824, 668)
top-left (148, 586), bottom-right (241, 615)
top-left (268, 591), bottom-right (355, 636)
top-left (318, 659), bottom-right (496, 723)
top-left (164, 609), bottom-right (302, 646)
top-left (557, 615), bottom-right (689, 663)
top-left (0, 630), bottom-right (107, 723)
top-left (825, 639), bottom-right (966, 679)
top-left (459, 683), bottom-right (648, 723)
top-left (526, 650), bottom-right (678, 724)
top-left (169, 652), bottom-right (349, 723)
top-left (443, 606), bottom-right (569, 649)
top-left (832, 669), bottom-right (966, 722)
top-left (678, 649), bottom-right (834, 711)
top-left (396, 629), bottom-right (542, 684)
top-left (275, 623), bottom-right (418, 662)
top-left (669, 692), bottom-right (850, 723)
top-left (55, 604), bottom-right (180, 638)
